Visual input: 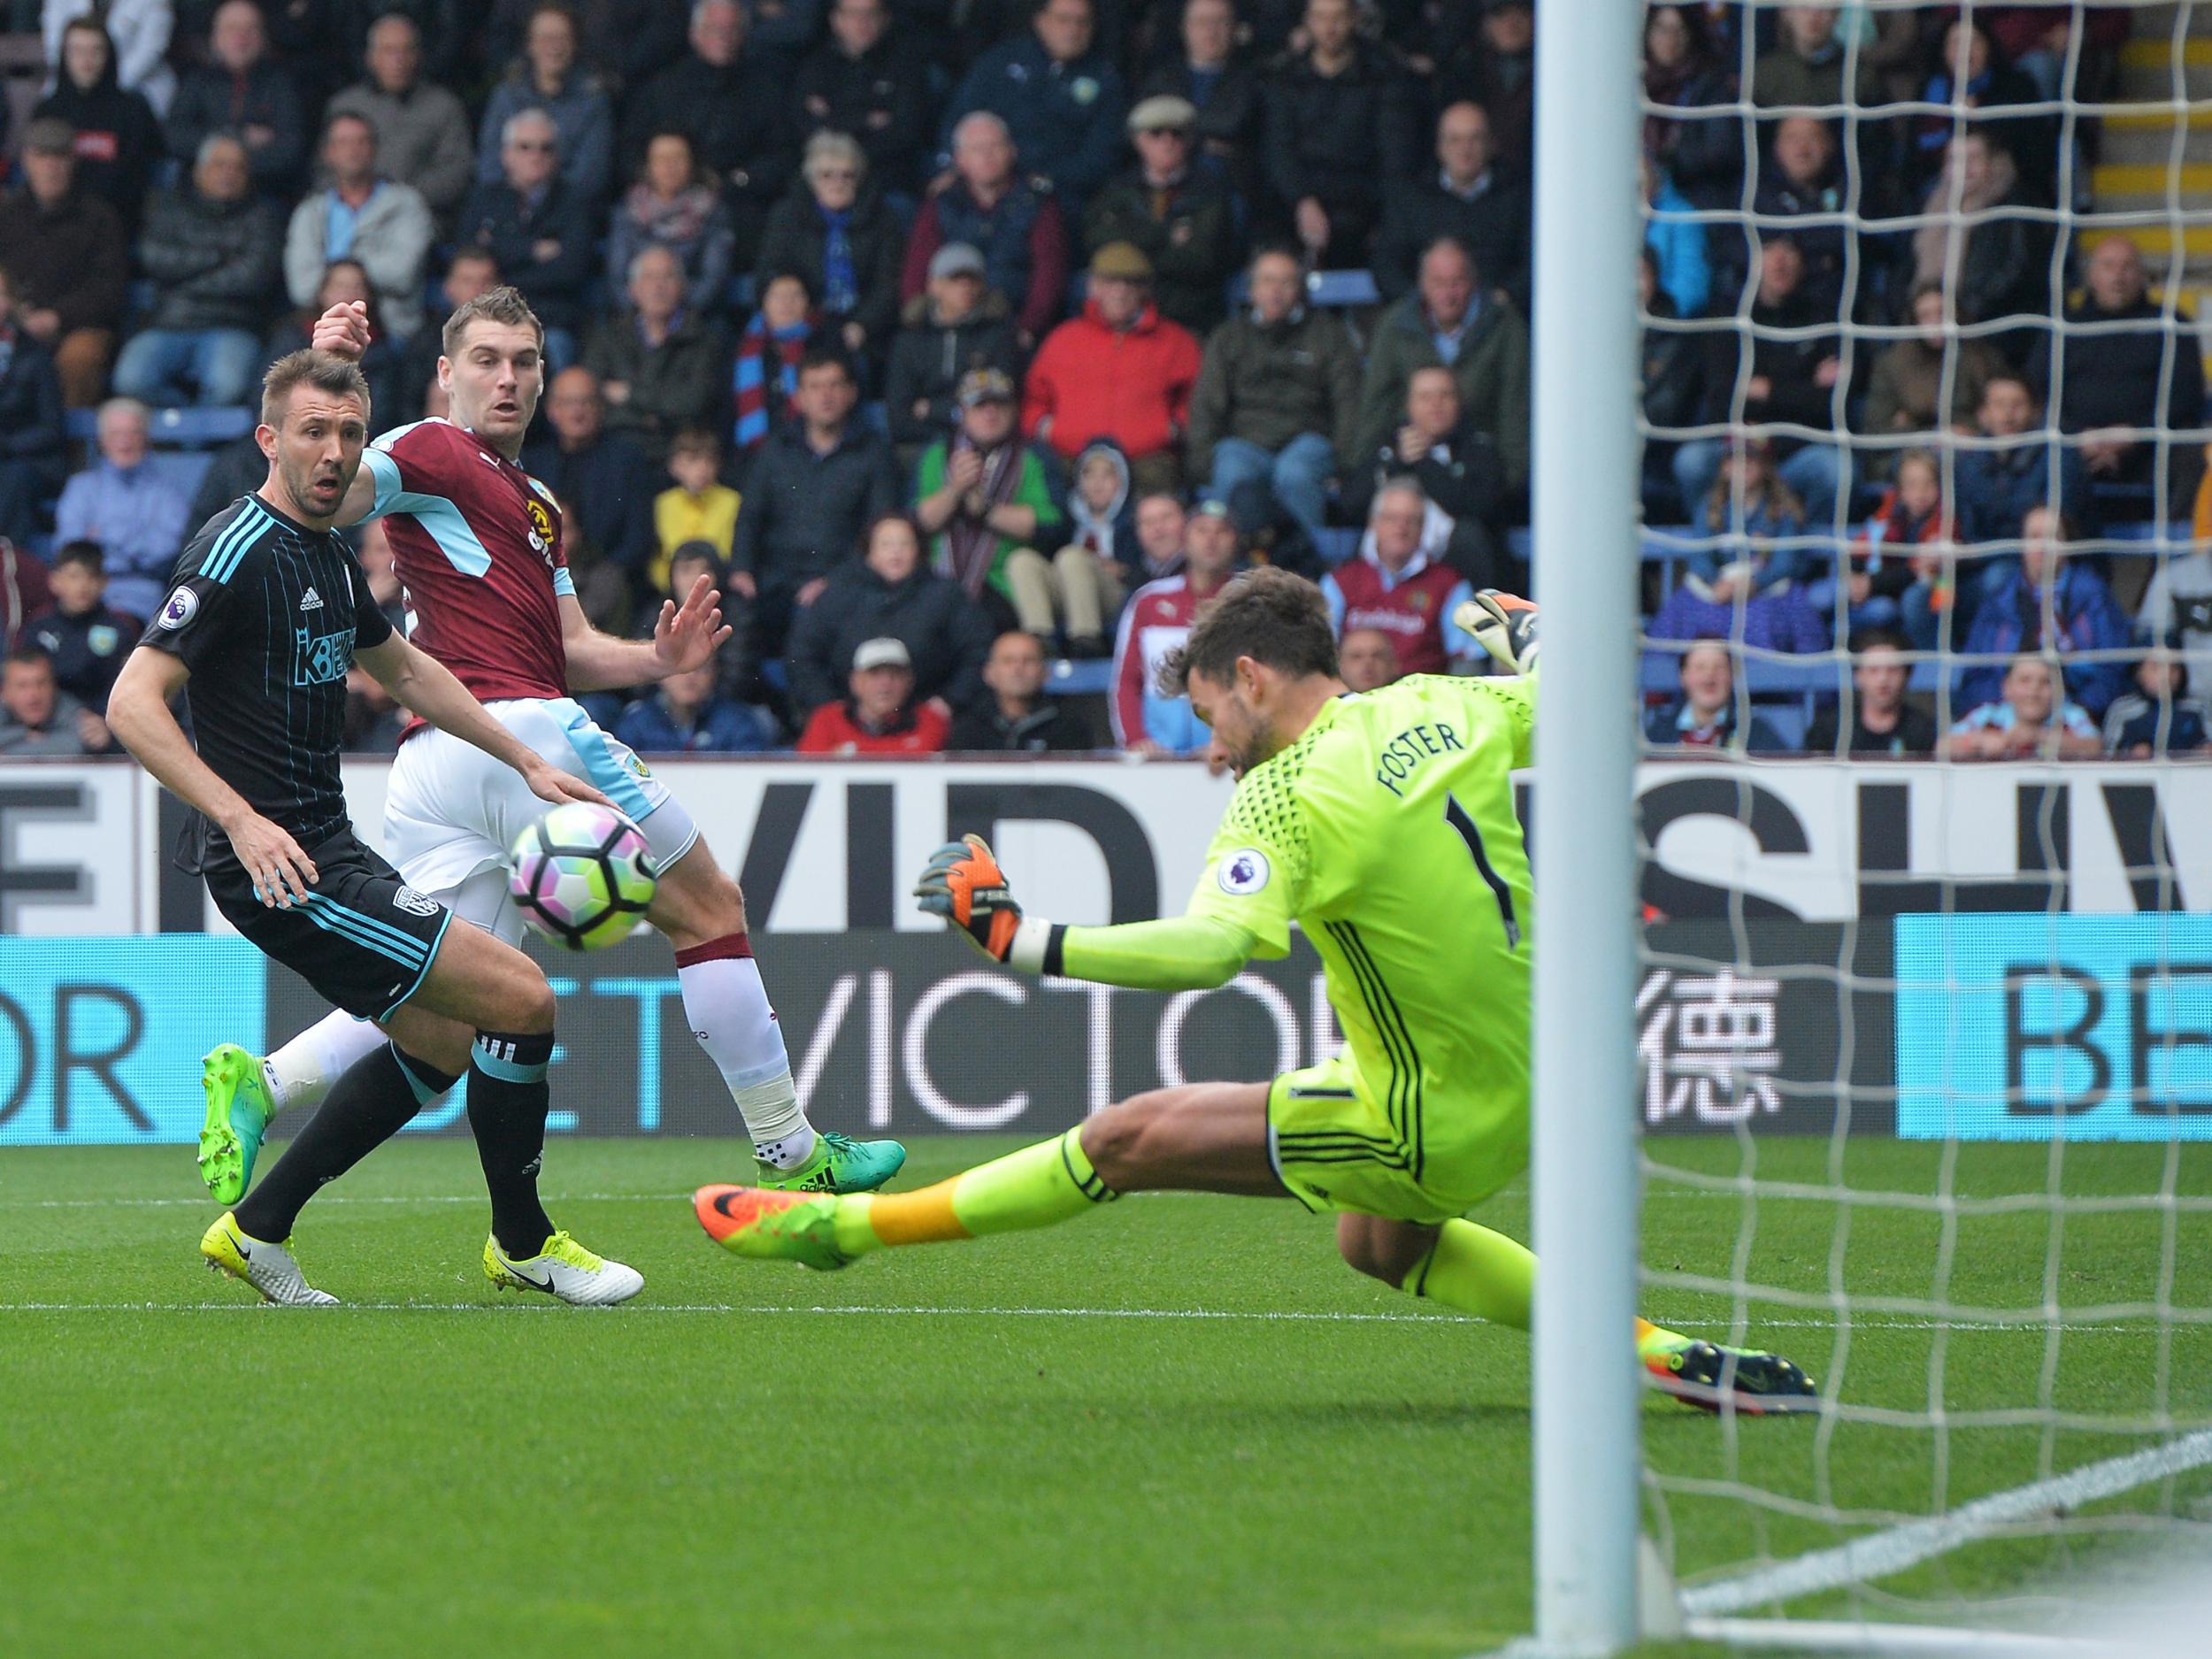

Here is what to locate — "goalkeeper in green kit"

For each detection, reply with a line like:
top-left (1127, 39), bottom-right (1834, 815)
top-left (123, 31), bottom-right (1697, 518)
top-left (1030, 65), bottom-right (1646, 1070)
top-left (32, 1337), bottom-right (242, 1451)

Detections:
top-left (695, 569), bottom-right (1816, 1413)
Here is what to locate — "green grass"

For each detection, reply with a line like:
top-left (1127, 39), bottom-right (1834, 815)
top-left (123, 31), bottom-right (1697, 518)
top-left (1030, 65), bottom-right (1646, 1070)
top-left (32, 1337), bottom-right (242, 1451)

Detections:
top-left (0, 1136), bottom-right (2206, 1658)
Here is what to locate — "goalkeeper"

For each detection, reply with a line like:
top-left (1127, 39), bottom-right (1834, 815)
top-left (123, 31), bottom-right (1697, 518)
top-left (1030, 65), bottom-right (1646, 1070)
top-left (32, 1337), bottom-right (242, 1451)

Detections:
top-left (696, 569), bottom-right (1815, 1412)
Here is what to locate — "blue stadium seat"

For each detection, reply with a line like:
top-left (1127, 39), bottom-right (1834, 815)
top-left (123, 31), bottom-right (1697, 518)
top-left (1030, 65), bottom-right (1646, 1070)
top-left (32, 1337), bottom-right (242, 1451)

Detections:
top-left (65, 406), bottom-right (255, 448)
top-left (1048, 657), bottom-right (1112, 696)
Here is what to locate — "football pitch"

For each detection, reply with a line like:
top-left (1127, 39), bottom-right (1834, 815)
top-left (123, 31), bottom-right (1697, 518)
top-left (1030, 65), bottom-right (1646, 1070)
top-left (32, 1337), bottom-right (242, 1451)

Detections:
top-left (2, 1135), bottom-right (2206, 1658)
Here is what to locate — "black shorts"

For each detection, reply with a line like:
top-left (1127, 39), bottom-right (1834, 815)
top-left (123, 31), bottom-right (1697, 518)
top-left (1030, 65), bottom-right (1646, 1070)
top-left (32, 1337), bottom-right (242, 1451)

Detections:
top-left (205, 827), bottom-right (454, 1021)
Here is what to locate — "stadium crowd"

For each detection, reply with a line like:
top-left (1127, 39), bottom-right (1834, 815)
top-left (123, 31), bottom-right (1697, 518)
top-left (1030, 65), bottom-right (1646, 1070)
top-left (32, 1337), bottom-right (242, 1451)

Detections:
top-left (2, 0), bottom-right (2209, 764)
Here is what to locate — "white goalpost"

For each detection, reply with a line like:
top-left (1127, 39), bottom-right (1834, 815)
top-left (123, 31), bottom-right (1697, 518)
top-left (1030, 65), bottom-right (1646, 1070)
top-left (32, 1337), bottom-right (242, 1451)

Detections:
top-left (1519, 2), bottom-right (2212, 1655)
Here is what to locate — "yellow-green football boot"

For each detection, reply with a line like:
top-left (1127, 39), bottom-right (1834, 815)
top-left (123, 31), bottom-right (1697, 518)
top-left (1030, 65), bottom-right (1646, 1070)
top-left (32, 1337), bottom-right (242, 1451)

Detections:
top-left (198, 1044), bottom-right (274, 1206)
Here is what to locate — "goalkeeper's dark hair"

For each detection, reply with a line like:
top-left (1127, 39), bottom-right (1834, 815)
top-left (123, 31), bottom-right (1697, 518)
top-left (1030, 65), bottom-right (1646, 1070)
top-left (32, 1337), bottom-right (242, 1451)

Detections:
top-left (1156, 566), bottom-right (1339, 698)
top-left (260, 349), bottom-right (371, 430)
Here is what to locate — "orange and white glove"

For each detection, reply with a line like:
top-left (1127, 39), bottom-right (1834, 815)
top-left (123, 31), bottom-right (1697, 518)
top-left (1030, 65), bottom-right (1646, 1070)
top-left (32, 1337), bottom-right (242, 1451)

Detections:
top-left (913, 833), bottom-right (1056, 970)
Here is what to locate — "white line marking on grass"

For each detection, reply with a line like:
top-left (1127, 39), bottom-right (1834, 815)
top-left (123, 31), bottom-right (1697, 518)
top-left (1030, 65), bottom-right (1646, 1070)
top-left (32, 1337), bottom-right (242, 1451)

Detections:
top-left (1679, 1427), bottom-right (2212, 1617)
top-left (0, 1300), bottom-right (1479, 1321)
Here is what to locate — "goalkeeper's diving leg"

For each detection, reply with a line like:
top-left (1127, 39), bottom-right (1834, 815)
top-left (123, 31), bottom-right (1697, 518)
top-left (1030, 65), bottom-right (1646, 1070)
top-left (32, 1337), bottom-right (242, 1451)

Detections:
top-left (693, 1083), bottom-right (1817, 1415)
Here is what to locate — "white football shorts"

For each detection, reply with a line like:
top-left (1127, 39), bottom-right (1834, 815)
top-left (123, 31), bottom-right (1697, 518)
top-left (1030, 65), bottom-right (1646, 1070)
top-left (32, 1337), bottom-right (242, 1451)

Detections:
top-left (382, 697), bottom-right (701, 944)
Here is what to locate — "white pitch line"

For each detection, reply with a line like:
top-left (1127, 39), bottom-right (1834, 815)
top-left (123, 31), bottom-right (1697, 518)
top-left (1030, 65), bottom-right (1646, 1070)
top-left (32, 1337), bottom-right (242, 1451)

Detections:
top-left (1679, 1427), bottom-right (2212, 1617)
top-left (0, 1300), bottom-right (1476, 1322)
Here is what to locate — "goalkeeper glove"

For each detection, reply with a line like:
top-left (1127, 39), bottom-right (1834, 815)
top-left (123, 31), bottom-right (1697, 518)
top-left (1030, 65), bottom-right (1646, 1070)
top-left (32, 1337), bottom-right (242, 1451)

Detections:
top-left (1454, 589), bottom-right (1540, 675)
top-left (914, 833), bottom-right (1056, 970)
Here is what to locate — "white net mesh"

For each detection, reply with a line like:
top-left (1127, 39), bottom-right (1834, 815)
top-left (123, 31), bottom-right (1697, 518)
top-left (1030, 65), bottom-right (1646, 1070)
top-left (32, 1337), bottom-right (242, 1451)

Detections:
top-left (1632, 0), bottom-right (2212, 1639)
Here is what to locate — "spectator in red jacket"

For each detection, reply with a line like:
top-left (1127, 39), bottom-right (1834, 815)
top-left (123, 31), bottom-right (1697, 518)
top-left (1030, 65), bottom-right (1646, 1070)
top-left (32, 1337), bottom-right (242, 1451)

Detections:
top-left (795, 634), bottom-right (952, 754)
top-left (1022, 242), bottom-right (1203, 495)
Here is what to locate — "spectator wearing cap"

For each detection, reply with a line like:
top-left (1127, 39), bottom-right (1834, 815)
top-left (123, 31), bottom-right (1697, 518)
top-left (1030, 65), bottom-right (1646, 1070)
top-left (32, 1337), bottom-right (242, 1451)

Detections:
top-left (25, 541), bottom-right (132, 713)
top-left (1022, 242), bottom-right (1203, 495)
top-left (730, 348), bottom-right (902, 657)
top-left (1134, 0), bottom-right (1263, 200)
top-left (886, 242), bottom-right (1022, 454)
top-left (1110, 496), bottom-right (1241, 754)
top-left (1355, 236), bottom-right (1530, 501)
top-left (1082, 95), bottom-right (1242, 337)
top-left (948, 629), bottom-right (1094, 750)
top-left (2028, 235), bottom-right (2208, 519)
top-left (53, 400), bottom-right (193, 626)
top-left (616, 662), bottom-right (779, 754)
top-left (795, 635), bottom-right (953, 755)
top-left (1189, 244), bottom-right (1361, 555)
top-left (914, 368), bottom-right (1078, 641)
top-left (1373, 102), bottom-right (1531, 314)
top-left (1263, 0), bottom-right (1419, 269)
top-left (603, 128), bottom-right (738, 325)
top-left (792, 0), bottom-right (934, 198)
top-left (327, 14), bottom-right (478, 225)
top-left (477, 1), bottom-right (618, 211)
top-left (165, 1), bottom-right (307, 195)
top-left (1340, 365), bottom-right (1511, 588)
top-left (1319, 480), bottom-right (1479, 677)
top-left (901, 112), bottom-right (1071, 349)
top-left (626, 0), bottom-right (796, 268)
top-left (582, 246), bottom-right (731, 466)
top-left (31, 17), bottom-right (164, 229)
top-left (0, 267), bottom-right (68, 549)
top-left (0, 119), bottom-right (129, 407)
top-left (455, 109), bottom-right (595, 368)
top-left (787, 511), bottom-right (994, 718)
top-left (284, 113), bottom-right (435, 340)
top-left (112, 134), bottom-right (283, 408)
top-left (756, 131), bottom-right (905, 370)
top-left (940, 0), bottom-right (1128, 211)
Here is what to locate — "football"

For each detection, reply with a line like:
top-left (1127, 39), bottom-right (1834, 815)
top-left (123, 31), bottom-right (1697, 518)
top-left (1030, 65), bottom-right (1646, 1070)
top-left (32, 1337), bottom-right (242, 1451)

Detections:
top-left (507, 802), bottom-right (657, 950)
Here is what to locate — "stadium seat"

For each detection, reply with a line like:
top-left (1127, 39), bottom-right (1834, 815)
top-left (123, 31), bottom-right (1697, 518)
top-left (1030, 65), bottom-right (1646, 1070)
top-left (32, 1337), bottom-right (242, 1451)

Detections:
top-left (1048, 657), bottom-right (1112, 696)
top-left (65, 407), bottom-right (256, 448)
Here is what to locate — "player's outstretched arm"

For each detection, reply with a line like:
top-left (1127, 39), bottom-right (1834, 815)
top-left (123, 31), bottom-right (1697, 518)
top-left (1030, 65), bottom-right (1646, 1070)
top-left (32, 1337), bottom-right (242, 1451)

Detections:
top-left (558, 579), bottom-right (732, 691)
top-left (107, 648), bottom-right (321, 906)
top-left (915, 834), bottom-right (1254, 990)
top-left (354, 633), bottom-right (611, 810)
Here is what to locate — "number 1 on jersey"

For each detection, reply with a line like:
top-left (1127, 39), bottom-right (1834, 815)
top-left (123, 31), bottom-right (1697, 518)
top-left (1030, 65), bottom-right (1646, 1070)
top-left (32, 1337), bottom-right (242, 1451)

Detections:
top-left (1445, 794), bottom-right (1520, 949)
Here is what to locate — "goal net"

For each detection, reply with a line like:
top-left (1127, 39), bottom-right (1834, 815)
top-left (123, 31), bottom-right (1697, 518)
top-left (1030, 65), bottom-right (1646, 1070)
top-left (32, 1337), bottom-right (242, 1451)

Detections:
top-left (1622, 0), bottom-right (2212, 1648)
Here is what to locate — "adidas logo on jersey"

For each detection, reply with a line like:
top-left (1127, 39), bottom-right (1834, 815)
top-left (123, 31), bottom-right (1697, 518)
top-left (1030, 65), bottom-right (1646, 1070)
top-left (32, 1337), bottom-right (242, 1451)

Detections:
top-left (299, 586), bottom-right (324, 611)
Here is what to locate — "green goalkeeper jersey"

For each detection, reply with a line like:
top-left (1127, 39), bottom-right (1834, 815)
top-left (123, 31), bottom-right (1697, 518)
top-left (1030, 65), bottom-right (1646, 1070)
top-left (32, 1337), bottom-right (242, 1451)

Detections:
top-left (1060, 673), bottom-right (1536, 1186)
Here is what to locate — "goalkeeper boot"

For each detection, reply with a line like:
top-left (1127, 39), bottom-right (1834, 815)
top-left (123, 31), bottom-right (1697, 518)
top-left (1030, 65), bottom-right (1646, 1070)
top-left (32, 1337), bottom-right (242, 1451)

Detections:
top-left (200, 1211), bottom-right (338, 1307)
top-left (198, 1044), bottom-right (275, 1208)
top-left (694, 1186), bottom-right (854, 1272)
top-left (1454, 590), bottom-right (1540, 674)
top-left (483, 1232), bottom-right (645, 1306)
top-left (755, 1132), bottom-right (907, 1195)
top-left (1643, 1334), bottom-right (1819, 1417)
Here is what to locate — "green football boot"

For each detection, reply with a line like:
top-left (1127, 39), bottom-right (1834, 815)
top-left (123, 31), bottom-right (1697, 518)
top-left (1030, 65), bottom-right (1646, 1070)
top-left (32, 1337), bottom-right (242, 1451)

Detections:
top-left (1642, 1333), bottom-right (1820, 1417)
top-left (198, 1044), bottom-right (274, 1207)
top-left (753, 1131), bottom-right (906, 1194)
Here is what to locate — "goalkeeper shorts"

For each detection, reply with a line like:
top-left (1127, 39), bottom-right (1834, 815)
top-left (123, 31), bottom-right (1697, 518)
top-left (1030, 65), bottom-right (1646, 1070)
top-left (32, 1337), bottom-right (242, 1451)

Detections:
top-left (1266, 1054), bottom-right (1527, 1224)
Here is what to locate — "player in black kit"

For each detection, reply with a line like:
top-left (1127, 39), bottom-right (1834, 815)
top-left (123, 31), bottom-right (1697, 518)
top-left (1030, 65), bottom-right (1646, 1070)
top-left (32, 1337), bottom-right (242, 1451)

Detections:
top-left (107, 351), bottom-right (645, 1307)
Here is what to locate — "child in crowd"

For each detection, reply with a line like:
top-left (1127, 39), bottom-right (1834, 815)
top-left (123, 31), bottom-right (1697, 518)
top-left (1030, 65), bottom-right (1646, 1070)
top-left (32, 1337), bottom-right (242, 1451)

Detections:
top-left (1642, 637), bottom-right (1789, 752)
top-left (1690, 441), bottom-right (1810, 597)
top-left (2102, 647), bottom-right (2208, 757)
top-left (1824, 447), bottom-right (1948, 637)
top-left (27, 541), bottom-right (132, 713)
top-left (654, 428), bottom-right (741, 595)
top-left (1942, 651), bottom-right (2102, 760)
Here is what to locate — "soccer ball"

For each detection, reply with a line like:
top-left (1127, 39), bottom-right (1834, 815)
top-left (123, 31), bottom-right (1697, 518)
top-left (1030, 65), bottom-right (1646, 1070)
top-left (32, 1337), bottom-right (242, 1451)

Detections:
top-left (508, 803), bottom-right (657, 950)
